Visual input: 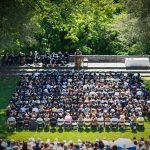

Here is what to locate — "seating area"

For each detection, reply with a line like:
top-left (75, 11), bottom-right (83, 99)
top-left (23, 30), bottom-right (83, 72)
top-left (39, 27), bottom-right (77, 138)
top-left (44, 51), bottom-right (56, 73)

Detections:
top-left (0, 136), bottom-right (150, 150)
top-left (1, 51), bottom-right (70, 67)
top-left (6, 71), bottom-right (150, 130)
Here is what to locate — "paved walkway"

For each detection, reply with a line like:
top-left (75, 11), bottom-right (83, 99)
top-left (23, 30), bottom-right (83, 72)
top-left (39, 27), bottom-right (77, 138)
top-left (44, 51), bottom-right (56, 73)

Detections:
top-left (82, 62), bottom-right (125, 68)
top-left (0, 62), bottom-right (150, 76)
top-left (23, 62), bottom-right (126, 68)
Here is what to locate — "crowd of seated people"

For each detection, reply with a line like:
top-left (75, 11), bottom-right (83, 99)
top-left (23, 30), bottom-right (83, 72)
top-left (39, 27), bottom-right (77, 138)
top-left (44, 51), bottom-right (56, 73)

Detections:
top-left (1, 51), bottom-right (70, 66)
top-left (0, 136), bottom-right (150, 150)
top-left (6, 71), bottom-right (150, 130)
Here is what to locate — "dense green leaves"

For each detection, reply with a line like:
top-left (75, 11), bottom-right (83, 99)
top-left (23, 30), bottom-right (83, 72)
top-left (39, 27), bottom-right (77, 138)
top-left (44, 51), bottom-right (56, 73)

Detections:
top-left (121, 0), bottom-right (150, 54)
top-left (0, 0), bottom-right (149, 55)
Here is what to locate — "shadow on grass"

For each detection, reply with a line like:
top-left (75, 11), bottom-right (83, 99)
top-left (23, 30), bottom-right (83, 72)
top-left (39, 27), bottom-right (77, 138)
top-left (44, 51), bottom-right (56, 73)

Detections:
top-left (137, 126), bottom-right (145, 132)
top-left (91, 128), bottom-right (97, 132)
top-left (84, 128), bottom-right (90, 132)
top-left (118, 128), bottom-right (125, 133)
top-left (78, 128), bottom-right (84, 132)
top-left (0, 112), bottom-right (15, 139)
top-left (58, 128), bottom-right (63, 133)
top-left (44, 128), bottom-right (50, 132)
top-left (50, 128), bottom-right (56, 133)
top-left (111, 128), bottom-right (118, 132)
top-left (16, 128), bottom-right (23, 132)
top-left (64, 128), bottom-right (72, 132)
top-left (29, 128), bottom-right (37, 132)
top-left (105, 127), bottom-right (111, 132)
top-left (0, 77), bottom-right (20, 140)
top-left (131, 129), bottom-right (137, 133)
top-left (98, 128), bottom-right (104, 132)
top-left (37, 128), bottom-right (43, 132)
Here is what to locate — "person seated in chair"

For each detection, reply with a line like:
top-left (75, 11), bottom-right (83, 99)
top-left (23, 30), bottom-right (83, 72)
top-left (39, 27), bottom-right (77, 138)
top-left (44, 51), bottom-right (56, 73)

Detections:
top-left (27, 51), bottom-right (34, 64)
top-left (74, 49), bottom-right (82, 70)
top-left (97, 113), bottom-right (104, 128)
top-left (57, 114), bottom-right (64, 127)
top-left (105, 114), bottom-right (111, 127)
top-left (44, 115), bottom-right (50, 128)
top-left (91, 114), bottom-right (97, 128)
top-left (78, 114), bottom-right (84, 127)
top-left (111, 114), bottom-right (119, 128)
top-left (16, 113), bottom-right (24, 128)
top-left (84, 115), bottom-right (91, 127)
top-left (7, 52), bottom-right (14, 65)
top-left (51, 52), bottom-right (58, 67)
top-left (137, 113), bottom-right (144, 127)
top-left (130, 114), bottom-right (137, 129)
top-left (63, 51), bottom-right (70, 64)
top-left (7, 115), bottom-right (16, 128)
top-left (64, 113), bottom-right (72, 125)
top-left (36, 115), bottom-right (44, 128)
top-left (118, 114), bottom-right (125, 128)
top-left (72, 112), bottom-right (78, 126)
top-left (29, 114), bottom-right (37, 130)
top-left (24, 114), bottom-right (30, 128)
top-left (57, 51), bottom-right (64, 66)
top-left (50, 114), bottom-right (57, 127)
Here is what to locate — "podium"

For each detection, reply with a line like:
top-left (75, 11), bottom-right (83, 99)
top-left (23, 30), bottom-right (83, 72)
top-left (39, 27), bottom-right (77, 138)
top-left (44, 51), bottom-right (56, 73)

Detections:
top-left (75, 55), bottom-right (83, 70)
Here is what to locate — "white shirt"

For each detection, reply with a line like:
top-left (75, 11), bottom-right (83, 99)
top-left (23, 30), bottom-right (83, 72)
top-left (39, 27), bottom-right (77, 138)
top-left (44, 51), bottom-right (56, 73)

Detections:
top-left (32, 107), bottom-right (39, 113)
top-left (7, 117), bottom-right (16, 123)
top-left (137, 90), bottom-right (143, 96)
top-left (33, 72), bottom-right (40, 77)
top-left (46, 84), bottom-right (51, 89)
top-left (20, 107), bottom-right (26, 113)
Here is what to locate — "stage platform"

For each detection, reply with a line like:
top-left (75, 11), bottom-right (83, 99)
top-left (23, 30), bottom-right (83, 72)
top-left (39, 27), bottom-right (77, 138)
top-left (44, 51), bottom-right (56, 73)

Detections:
top-left (0, 62), bottom-right (150, 76)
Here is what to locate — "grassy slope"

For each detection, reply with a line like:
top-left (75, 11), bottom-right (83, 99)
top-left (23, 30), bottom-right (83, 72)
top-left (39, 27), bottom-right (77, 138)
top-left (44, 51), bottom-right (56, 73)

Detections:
top-left (0, 77), bottom-right (19, 139)
top-left (0, 76), bottom-right (149, 142)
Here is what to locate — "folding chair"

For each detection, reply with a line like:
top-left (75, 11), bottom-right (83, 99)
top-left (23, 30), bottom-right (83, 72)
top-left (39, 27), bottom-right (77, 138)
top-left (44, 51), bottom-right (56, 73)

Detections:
top-left (97, 118), bottom-right (104, 128)
top-left (57, 118), bottom-right (64, 128)
top-left (16, 117), bottom-right (24, 129)
top-left (84, 120), bottom-right (91, 128)
top-left (78, 120), bottom-right (84, 128)
top-left (130, 121), bottom-right (137, 130)
top-left (72, 120), bottom-right (78, 129)
top-left (118, 120), bottom-right (125, 129)
top-left (50, 118), bottom-right (57, 128)
top-left (105, 119), bottom-right (111, 129)
top-left (7, 121), bottom-right (16, 130)
top-left (64, 120), bottom-right (72, 129)
top-left (37, 119), bottom-right (44, 129)
top-left (137, 119), bottom-right (144, 129)
top-left (29, 119), bottom-right (37, 130)
top-left (125, 121), bottom-right (131, 129)
top-left (111, 120), bottom-right (118, 129)
top-left (24, 119), bottom-right (30, 129)
top-left (44, 118), bottom-right (50, 128)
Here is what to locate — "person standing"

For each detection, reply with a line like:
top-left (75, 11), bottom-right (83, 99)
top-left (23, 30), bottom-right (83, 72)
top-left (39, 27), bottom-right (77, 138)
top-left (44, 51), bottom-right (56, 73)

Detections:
top-left (74, 49), bottom-right (82, 70)
top-left (34, 51), bottom-right (39, 65)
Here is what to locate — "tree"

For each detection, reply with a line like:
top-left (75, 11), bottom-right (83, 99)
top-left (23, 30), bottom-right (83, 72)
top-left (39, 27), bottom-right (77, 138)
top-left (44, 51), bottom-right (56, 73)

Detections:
top-left (0, 0), bottom-right (149, 55)
top-left (35, 0), bottom-right (117, 54)
top-left (122, 0), bottom-right (150, 54)
top-left (0, 0), bottom-right (41, 53)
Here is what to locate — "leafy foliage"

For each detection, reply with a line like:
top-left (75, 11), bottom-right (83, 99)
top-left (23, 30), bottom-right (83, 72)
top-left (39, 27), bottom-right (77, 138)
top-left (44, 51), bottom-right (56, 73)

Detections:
top-left (121, 0), bottom-right (150, 54)
top-left (0, 0), bottom-right (149, 55)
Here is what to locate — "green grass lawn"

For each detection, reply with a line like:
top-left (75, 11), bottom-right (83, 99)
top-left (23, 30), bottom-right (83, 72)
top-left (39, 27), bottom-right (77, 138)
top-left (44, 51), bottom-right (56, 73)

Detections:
top-left (0, 76), bottom-right (150, 142)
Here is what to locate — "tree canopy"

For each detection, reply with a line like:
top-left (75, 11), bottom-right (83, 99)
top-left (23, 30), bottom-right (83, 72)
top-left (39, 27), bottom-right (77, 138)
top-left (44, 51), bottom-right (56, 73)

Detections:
top-left (0, 0), bottom-right (149, 55)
